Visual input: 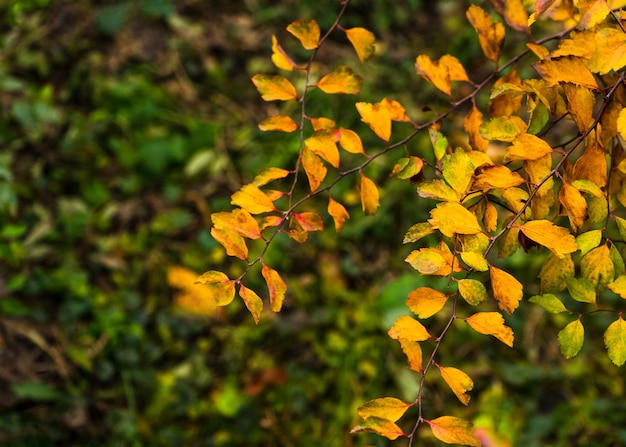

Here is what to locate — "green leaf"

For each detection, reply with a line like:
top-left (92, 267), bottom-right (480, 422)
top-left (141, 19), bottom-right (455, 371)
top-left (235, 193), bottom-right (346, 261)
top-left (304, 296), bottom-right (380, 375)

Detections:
top-left (403, 222), bottom-right (435, 244)
top-left (457, 279), bottom-right (487, 305)
top-left (610, 244), bottom-right (626, 277)
top-left (429, 128), bottom-right (449, 161)
top-left (580, 245), bottom-right (615, 290)
top-left (616, 216), bottom-right (626, 242)
top-left (558, 319), bottom-right (584, 359)
top-left (604, 316), bottom-right (626, 366)
top-left (529, 294), bottom-right (567, 313)
top-left (417, 180), bottom-right (460, 202)
top-left (608, 275), bottom-right (626, 299)
top-left (566, 277), bottom-right (596, 303)
top-left (575, 230), bottom-right (602, 256)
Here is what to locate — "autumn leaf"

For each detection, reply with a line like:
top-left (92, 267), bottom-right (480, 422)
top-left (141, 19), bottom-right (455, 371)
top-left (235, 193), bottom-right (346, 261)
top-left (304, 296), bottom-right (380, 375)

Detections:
top-left (580, 245), bottom-right (615, 290)
top-left (403, 222), bottom-right (435, 244)
top-left (575, 230), bottom-right (602, 256)
top-left (489, 0), bottom-right (529, 33)
top-left (338, 127), bottom-right (365, 154)
top-left (479, 115), bottom-right (526, 141)
top-left (490, 265), bottom-right (523, 315)
top-left (442, 148), bottom-right (474, 195)
top-left (380, 98), bottom-right (411, 122)
top-left (458, 279), bottom-right (487, 305)
top-left (360, 173), bottom-right (380, 215)
top-left (504, 133), bottom-right (553, 162)
top-left (398, 338), bottom-right (423, 372)
top-left (563, 83), bottom-right (595, 133)
top-left (573, 143), bottom-right (607, 188)
top-left (438, 366), bottom-right (474, 405)
top-left (429, 202), bottom-right (483, 237)
top-left (529, 293), bottom-right (567, 313)
top-left (429, 128), bottom-right (449, 161)
top-left (416, 54), bottom-right (470, 96)
top-left (253, 167), bottom-right (291, 187)
top-left (519, 220), bottom-right (579, 259)
top-left (540, 253), bottom-right (575, 293)
top-left (310, 117), bottom-right (336, 131)
top-left (305, 131), bottom-right (340, 168)
top-left (239, 284), bottom-right (263, 324)
top-left (533, 56), bottom-right (600, 90)
top-left (294, 212), bottom-right (324, 232)
top-left (261, 264), bottom-right (287, 312)
top-left (465, 312), bottom-right (514, 347)
top-left (566, 277), bottom-right (596, 303)
top-left (608, 275), bottom-right (626, 299)
top-left (427, 416), bottom-right (480, 447)
top-left (271, 35), bottom-right (298, 71)
top-left (559, 181), bottom-right (588, 232)
top-left (258, 115), bottom-right (298, 132)
top-left (231, 184), bottom-right (276, 214)
top-left (356, 101), bottom-right (391, 142)
top-left (464, 105), bottom-right (490, 152)
top-left (558, 319), bottom-right (584, 359)
top-left (460, 251), bottom-right (489, 272)
top-left (388, 315), bottom-right (431, 341)
top-left (251, 74), bottom-right (298, 101)
top-left (357, 397), bottom-right (412, 422)
top-left (211, 208), bottom-right (262, 240)
top-left (286, 19), bottom-right (320, 50)
top-left (473, 165), bottom-right (525, 191)
top-left (405, 249), bottom-right (447, 275)
top-left (211, 227), bottom-right (248, 260)
top-left (328, 196), bottom-right (349, 232)
top-left (390, 156), bottom-right (424, 180)
top-left (604, 316), bottom-right (626, 366)
top-left (466, 5), bottom-right (505, 63)
top-left (302, 148), bottom-right (327, 192)
top-left (350, 417), bottom-right (405, 440)
top-left (195, 270), bottom-right (236, 306)
top-left (407, 287), bottom-right (449, 319)
top-left (345, 27), bottom-right (376, 63)
top-left (316, 65), bottom-right (363, 95)
top-left (168, 266), bottom-right (219, 316)
top-left (417, 180), bottom-right (460, 202)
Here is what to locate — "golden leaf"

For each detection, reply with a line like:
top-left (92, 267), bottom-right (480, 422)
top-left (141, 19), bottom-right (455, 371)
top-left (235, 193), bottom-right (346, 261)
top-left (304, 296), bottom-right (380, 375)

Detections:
top-left (489, 265), bottom-right (523, 315)
top-left (439, 366), bottom-right (474, 405)
top-left (338, 128), bottom-right (365, 154)
top-left (316, 65), bottom-right (363, 95)
top-left (211, 208), bottom-right (262, 240)
top-left (464, 105), bottom-right (490, 152)
top-left (258, 115), bottom-right (298, 132)
top-left (458, 278), bottom-right (488, 305)
top-left (261, 264), bottom-right (287, 312)
top-left (327, 196), bottom-right (350, 233)
top-left (309, 117), bottom-right (336, 131)
top-left (574, 143), bottom-right (607, 188)
top-left (417, 180), bottom-right (460, 202)
top-left (473, 165), bottom-right (525, 191)
top-left (388, 315), bottom-right (431, 341)
top-left (465, 311), bottom-right (514, 347)
top-left (504, 133), bottom-right (553, 162)
top-left (302, 148), bottom-right (327, 192)
top-left (460, 251), bottom-right (489, 272)
top-left (231, 183), bottom-right (276, 214)
top-left (398, 338), bottom-right (423, 373)
top-left (479, 115), bottom-right (527, 141)
top-left (305, 131), bottom-right (340, 168)
top-left (559, 181), bottom-right (588, 232)
top-left (357, 397), bottom-right (412, 423)
top-left (380, 98), bottom-right (411, 122)
top-left (533, 56), bottom-right (600, 90)
top-left (360, 174), bottom-right (380, 215)
top-left (195, 270), bottom-right (237, 306)
top-left (345, 27), bottom-right (376, 63)
top-left (253, 167), bottom-right (291, 187)
top-left (356, 101), bottom-right (391, 142)
top-left (271, 35), bottom-right (298, 71)
top-left (429, 202), bottom-right (483, 237)
top-left (466, 5), bottom-right (505, 63)
top-left (581, 244), bottom-right (615, 289)
top-left (539, 253), bottom-right (575, 293)
top-left (211, 227), bottom-right (248, 260)
top-left (442, 148), bottom-right (474, 195)
top-left (407, 287), bottom-right (449, 319)
top-left (519, 220), bottom-right (579, 258)
top-left (294, 212), bottom-right (324, 232)
top-left (609, 275), bottom-right (626, 299)
top-left (286, 19), bottom-right (320, 50)
top-left (251, 74), bottom-right (298, 101)
top-left (406, 248), bottom-right (462, 276)
top-left (415, 54), bottom-right (470, 96)
top-left (563, 84), bottom-right (595, 133)
top-left (489, 0), bottom-right (530, 33)
top-left (427, 416), bottom-right (480, 447)
top-left (239, 284), bottom-right (263, 324)
top-left (604, 316), bottom-right (626, 366)
top-left (350, 417), bottom-right (405, 440)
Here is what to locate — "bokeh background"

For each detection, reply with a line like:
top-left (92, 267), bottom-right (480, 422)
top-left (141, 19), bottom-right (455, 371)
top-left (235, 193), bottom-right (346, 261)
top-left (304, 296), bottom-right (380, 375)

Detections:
top-left (1, 1), bottom-right (625, 446)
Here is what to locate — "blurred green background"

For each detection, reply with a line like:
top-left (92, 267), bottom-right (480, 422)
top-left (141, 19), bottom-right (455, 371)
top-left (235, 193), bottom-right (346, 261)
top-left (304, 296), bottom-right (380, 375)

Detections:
top-left (1, 1), bottom-right (625, 446)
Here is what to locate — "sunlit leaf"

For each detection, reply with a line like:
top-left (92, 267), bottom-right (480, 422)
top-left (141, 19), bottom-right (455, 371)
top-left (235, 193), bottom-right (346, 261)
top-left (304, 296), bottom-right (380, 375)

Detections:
top-left (403, 222), bottom-right (435, 244)
top-left (473, 165), bottom-right (525, 191)
top-left (328, 196), bottom-right (350, 232)
top-left (212, 208), bottom-right (262, 240)
top-left (407, 287), bottom-right (449, 319)
top-left (573, 143), bottom-right (607, 188)
top-left (211, 227), bottom-right (248, 260)
top-left (356, 101), bottom-right (391, 142)
top-left (390, 156), bottom-right (424, 180)
top-left (398, 338), bottom-right (423, 372)
top-left (540, 253), bottom-right (575, 293)
top-left (294, 212), bottom-right (324, 232)
top-left (253, 167), bottom-right (291, 187)
top-left (533, 56), bottom-right (600, 90)
top-left (350, 417), bottom-right (405, 440)
top-left (458, 279), bottom-right (487, 305)
top-left (338, 127), bottom-right (365, 154)
top-left (558, 319), bottom-right (584, 359)
top-left (563, 83), bottom-right (595, 133)
top-left (429, 128), bottom-right (449, 161)
top-left (466, 5), bottom-right (505, 63)
top-left (417, 180), bottom-right (460, 202)
top-left (271, 35), bottom-right (298, 71)
top-left (580, 244), bottom-right (615, 290)
top-left (261, 264), bottom-right (287, 312)
top-left (504, 133), bottom-right (553, 162)
top-left (427, 416), bottom-right (480, 447)
top-left (360, 173), bottom-right (380, 215)
top-left (490, 265), bottom-right (523, 315)
top-left (479, 115), bottom-right (526, 141)
top-left (464, 106), bottom-right (490, 152)
top-left (357, 397), bottom-right (411, 423)
top-left (416, 54), bottom-right (469, 96)
top-left (317, 65), bottom-right (363, 95)
top-left (460, 251), bottom-right (489, 272)
top-left (251, 74), bottom-right (298, 101)
top-left (302, 148), bottom-right (327, 192)
top-left (438, 366), bottom-right (474, 405)
top-left (608, 275), bottom-right (626, 299)
top-left (489, 0), bottom-right (529, 33)
top-left (604, 316), bottom-right (626, 366)
top-left (309, 117), bottom-right (336, 131)
top-left (388, 315), bottom-right (431, 341)
top-left (258, 115), bottom-right (298, 132)
top-left (442, 148), bottom-right (474, 195)
top-left (305, 131), bottom-right (340, 168)
top-left (575, 230), bottom-right (602, 257)
top-left (429, 202), bottom-right (483, 237)
top-left (405, 249), bottom-right (447, 275)
top-left (195, 270), bottom-right (236, 306)
top-left (519, 220), bottom-right (578, 259)
top-left (529, 293), bottom-right (567, 313)
top-left (559, 181), bottom-right (588, 232)
top-left (566, 277), bottom-right (596, 303)
top-left (588, 25), bottom-right (626, 74)
top-left (483, 200), bottom-right (498, 232)
top-left (231, 184), bottom-right (276, 214)
top-left (465, 312), bottom-right (514, 347)
top-left (345, 27), bottom-right (376, 63)
top-left (286, 19), bottom-right (320, 50)
top-left (239, 284), bottom-right (263, 324)
top-left (380, 98), bottom-right (411, 122)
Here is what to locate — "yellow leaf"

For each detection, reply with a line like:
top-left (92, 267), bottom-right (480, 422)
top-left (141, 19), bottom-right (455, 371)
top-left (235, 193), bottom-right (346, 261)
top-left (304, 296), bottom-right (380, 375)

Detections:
top-left (168, 266), bottom-right (219, 316)
top-left (458, 278), bottom-right (488, 305)
top-left (380, 98), bottom-right (411, 122)
top-left (345, 27), bottom-right (376, 63)
top-left (533, 0), bottom-right (558, 19)
top-left (316, 65), bottom-right (363, 95)
top-left (573, 142), bottom-right (607, 188)
top-left (405, 249), bottom-right (447, 274)
top-left (195, 270), bottom-right (236, 306)
top-left (533, 56), bottom-right (600, 90)
top-left (575, 229), bottom-right (602, 256)
top-left (350, 417), bottom-right (405, 440)
top-left (558, 319), bottom-right (584, 359)
top-left (438, 366), bottom-right (474, 405)
top-left (417, 180), bottom-right (460, 202)
top-left (239, 284), bottom-right (263, 324)
top-left (581, 244), bottom-right (615, 289)
top-left (251, 74), bottom-right (298, 101)
top-left (479, 115), bottom-right (527, 141)
top-left (286, 19), bottom-right (320, 50)
top-left (604, 316), bottom-right (626, 366)
top-left (252, 167), bottom-right (291, 187)
top-left (388, 315), bottom-right (431, 341)
top-left (464, 105), bottom-right (490, 152)
top-left (618, 107), bottom-right (626, 140)
top-left (271, 35), bottom-right (298, 71)
top-left (427, 416), bottom-right (480, 447)
top-left (563, 84), bottom-right (595, 133)
top-left (309, 117), bottom-right (336, 131)
top-left (466, 5), bottom-right (505, 63)
top-left (338, 128), bottom-right (364, 154)
top-left (465, 311), bottom-right (514, 347)
top-left (360, 174), bottom-right (380, 215)
top-left (559, 181), bottom-right (588, 232)
top-left (489, 68), bottom-right (523, 117)
top-left (519, 220), bottom-right (579, 258)
top-left (231, 183), bottom-right (276, 214)
top-left (489, 265), bottom-right (523, 316)
top-left (539, 253), bottom-right (575, 293)
top-left (403, 222), bottom-right (435, 244)
top-left (258, 115), bottom-right (298, 132)
top-left (407, 287), bottom-right (449, 319)
top-left (305, 131), bottom-right (340, 168)
top-left (211, 208), bottom-right (262, 240)
top-left (429, 202), bottom-right (483, 237)
top-left (489, 0), bottom-right (529, 33)
top-left (211, 227), bottom-right (248, 260)
top-left (327, 196), bottom-right (350, 232)
top-left (357, 397), bottom-right (412, 423)
top-left (261, 264), bottom-right (287, 312)
top-left (589, 26), bottom-right (626, 74)
top-left (608, 275), bottom-right (626, 299)
top-left (504, 133), bottom-right (553, 162)
top-left (442, 148), bottom-right (474, 195)
top-left (302, 148), bottom-right (327, 192)
top-left (398, 338), bottom-right (423, 372)
top-left (415, 54), bottom-right (469, 96)
top-left (460, 251), bottom-right (489, 272)
top-left (483, 200), bottom-right (498, 232)
top-left (577, 0), bottom-right (611, 30)
top-left (356, 101), bottom-right (391, 142)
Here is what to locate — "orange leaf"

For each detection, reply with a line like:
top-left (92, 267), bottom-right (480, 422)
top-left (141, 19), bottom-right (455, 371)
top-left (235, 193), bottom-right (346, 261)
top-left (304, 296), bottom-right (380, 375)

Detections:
top-left (328, 196), bottom-right (350, 232)
top-left (427, 416), bottom-right (480, 447)
top-left (559, 182), bottom-right (588, 232)
top-left (316, 65), bottom-right (362, 95)
top-left (438, 366), bottom-right (474, 405)
top-left (302, 148), bottom-right (327, 192)
top-left (489, 0), bottom-right (530, 33)
top-left (195, 270), bottom-right (237, 306)
top-left (345, 27), bottom-right (376, 63)
top-left (338, 127), bottom-right (365, 154)
top-left (465, 311), bottom-right (514, 347)
top-left (573, 142), bottom-right (607, 188)
top-left (305, 131), bottom-right (340, 168)
top-left (251, 74), bottom-right (298, 101)
top-left (310, 117), bottom-right (336, 131)
top-left (286, 19), bottom-right (320, 50)
top-left (519, 220), bottom-right (579, 258)
top-left (388, 315), bottom-right (431, 341)
top-left (380, 98), bottom-right (411, 122)
top-left (398, 338), bottom-right (423, 372)
top-left (588, 26), bottom-right (626, 74)
top-left (231, 184), bottom-right (276, 214)
top-left (504, 133), bottom-right (553, 162)
top-left (473, 165), bottom-right (525, 191)
top-left (261, 264), bottom-right (287, 312)
top-left (360, 174), bottom-right (380, 215)
top-left (415, 54), bottom-right (469, 96)
top-left (407, 287), bottom-right (449, 319)
top-left (464, 105), bottom-right (489, 152)
top-left (466, 5), bottom-right (505, 63)
top-left (211, 227), bottom-right (248, 260)
top-left (489, 265), bottom-right (523, 315)
top-left (253, 167), bottom-right (291, 187)
top-left (563, 84), bottom-right (595, 133)
top-left (533, 56), bottom-right (600, 90)
top-left (350, 417), bottom-right (405, 440)
top-left (239, 284), bottom-right (263, 324)
top-left (356, 101), bottom-right (391, 142)
top-left (357, 397), bottom-right (412, 422)
top-left (294, 212), bottom-right (324, 232)
top-left (211, 208), bottom-right (262, 240)
top-left (271, 35), bottom-right (298, 71)
top-left (429, 202), bottom-right (483, 237)
top-left (258, 115), bottom-right (298, 132)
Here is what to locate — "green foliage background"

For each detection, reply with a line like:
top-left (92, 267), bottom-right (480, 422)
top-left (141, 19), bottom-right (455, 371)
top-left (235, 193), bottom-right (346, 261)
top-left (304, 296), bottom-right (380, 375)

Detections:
top-left (1, 1), bottom-right (625, 446)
